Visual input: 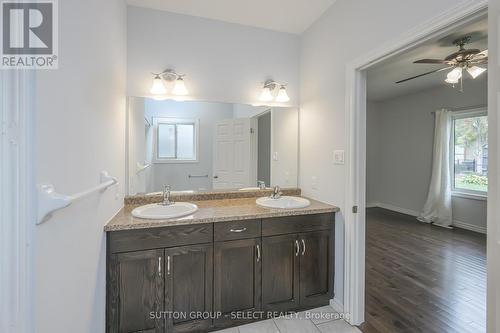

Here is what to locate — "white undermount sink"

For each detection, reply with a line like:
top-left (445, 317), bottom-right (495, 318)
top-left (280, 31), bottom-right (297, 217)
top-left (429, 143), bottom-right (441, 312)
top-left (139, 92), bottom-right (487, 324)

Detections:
top-left (256, 196), bottom-right (311, 209)
top-left (132, 202), bottom-right (198, 219)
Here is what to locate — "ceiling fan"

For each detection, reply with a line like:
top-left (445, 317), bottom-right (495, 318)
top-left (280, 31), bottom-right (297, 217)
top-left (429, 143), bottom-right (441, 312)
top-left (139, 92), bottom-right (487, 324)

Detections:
top-left (396, 36), bottom-right (488, 87)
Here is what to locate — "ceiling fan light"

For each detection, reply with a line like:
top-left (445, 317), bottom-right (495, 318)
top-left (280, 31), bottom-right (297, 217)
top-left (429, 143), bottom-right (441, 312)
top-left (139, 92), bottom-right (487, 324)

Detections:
top-left (467, 66), bottom-right (486, 79)
top-left (445, 67), bottom-right (462, 84)
top-left (259, 86), bottom-right (274, 102)
top-left (275, 86), bottom-right (290, 103)
top-left (150, 74), bottom-right (167, 95)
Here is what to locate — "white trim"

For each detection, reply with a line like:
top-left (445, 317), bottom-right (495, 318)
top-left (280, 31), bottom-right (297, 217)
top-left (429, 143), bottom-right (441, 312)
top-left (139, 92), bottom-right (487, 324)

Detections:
top-left (453, 219), bottom-right (487, 234)
top-left (367, 202), bottom-right (420, 217)
top-left (367, 203), bottom-right (486, 234)
top-left (452, 191), bottom-right (487, 201)
top-left (344, 0), bottom-right (488, 326)
top-left (0, 70), bottom-right (36, 333)
top-left (329, 297), bottom-right (344, 315)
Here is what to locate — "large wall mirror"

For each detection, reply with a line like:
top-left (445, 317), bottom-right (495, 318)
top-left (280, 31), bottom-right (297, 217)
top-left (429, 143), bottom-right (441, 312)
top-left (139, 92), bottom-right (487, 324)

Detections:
top-left (127, 97), bottom-right (298, 195)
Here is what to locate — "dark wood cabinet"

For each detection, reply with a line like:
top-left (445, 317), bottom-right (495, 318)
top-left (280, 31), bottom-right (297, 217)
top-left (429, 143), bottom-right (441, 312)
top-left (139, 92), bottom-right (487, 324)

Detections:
top-left (107, 212), bottom-right (335, 333)
top-left (262, 234), bottom-right (300, 313)
top-left (107, 249), bottom-right (164, 333)
top-left (165, 244), bottom-right (213, 333)
top-left (213, 238), bottom-right (261, 328)
top-left (298, 230), bottom-right (333, 307)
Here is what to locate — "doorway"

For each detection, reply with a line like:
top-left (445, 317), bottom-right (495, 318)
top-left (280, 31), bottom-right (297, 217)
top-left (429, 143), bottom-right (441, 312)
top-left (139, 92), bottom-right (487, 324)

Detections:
top-left (343, 2), bottom-right (488, 327)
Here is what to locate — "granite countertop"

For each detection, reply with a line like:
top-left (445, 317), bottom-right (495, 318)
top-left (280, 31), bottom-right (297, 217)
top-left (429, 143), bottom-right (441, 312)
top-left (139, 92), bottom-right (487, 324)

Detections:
top-left (105, 197), bottom-right (339, 232)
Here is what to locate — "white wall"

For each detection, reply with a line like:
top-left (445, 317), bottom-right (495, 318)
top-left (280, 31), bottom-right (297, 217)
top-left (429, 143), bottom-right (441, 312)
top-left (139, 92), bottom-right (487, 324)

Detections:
top-left (487, 2), bottom-right (499, 331)
top-left (128, 97), bottom-right (148, 195)
top-left (366, 79), bottom-right (487, 232)
top-left (34, 0), bottom-right (127, 332)
top-left (127, 6), bottom-right (300, 106)
top-left (299, 0), bottom-right (486, 305)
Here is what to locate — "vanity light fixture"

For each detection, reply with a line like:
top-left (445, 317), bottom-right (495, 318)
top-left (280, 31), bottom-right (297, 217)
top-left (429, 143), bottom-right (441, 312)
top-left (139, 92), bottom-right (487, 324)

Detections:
top-left (275, 85), bottom-right (290, 103)
top-left (172, 76), bottom-right (188, 96)
top-left (150, 69), bottom-right (189, 97)
top-left (150, 74), bottom-right (167, 95)
top-left (259, 80), bottom-right (290, 103)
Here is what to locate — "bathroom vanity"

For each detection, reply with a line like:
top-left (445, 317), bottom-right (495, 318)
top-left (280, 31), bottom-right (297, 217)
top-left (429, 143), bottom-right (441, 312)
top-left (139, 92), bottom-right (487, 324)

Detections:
top-left (105, 191), bottom-right (338, 333)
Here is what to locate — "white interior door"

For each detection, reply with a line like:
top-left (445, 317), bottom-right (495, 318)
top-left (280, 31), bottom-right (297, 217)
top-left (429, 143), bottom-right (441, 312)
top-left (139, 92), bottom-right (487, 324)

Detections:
top-left (213, 118), bottom-right (252, 189)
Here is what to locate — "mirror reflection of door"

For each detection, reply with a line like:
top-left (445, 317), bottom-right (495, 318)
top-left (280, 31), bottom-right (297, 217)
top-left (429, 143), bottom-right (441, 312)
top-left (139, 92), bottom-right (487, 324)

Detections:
top-left (213, 118), bottom-right (252, 189)
top-left (257, 112), bottom-right (271, 187)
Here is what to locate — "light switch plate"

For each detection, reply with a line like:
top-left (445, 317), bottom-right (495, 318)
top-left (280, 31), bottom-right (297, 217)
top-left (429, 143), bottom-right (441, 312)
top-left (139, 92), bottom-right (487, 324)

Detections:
top-left (273, 152), bottom-right (278, 161)
top-left (334, 150), bottom-right (345, 165)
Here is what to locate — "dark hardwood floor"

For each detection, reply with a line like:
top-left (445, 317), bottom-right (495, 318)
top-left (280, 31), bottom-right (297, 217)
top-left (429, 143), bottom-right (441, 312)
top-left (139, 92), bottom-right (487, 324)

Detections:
top-left (358, 208), bottom-right (486, 333)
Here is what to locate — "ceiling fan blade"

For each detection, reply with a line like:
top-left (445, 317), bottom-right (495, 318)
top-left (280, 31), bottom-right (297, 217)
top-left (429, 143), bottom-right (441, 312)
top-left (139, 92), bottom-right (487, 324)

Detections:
top-left (413, 59), bottom-right (449, 64)
top-left (476, 49), bottom-right (488, 57)
top-left (395, 67), bottom-right (452, 84)
top-left (469, 58), bottom-right (488, 64)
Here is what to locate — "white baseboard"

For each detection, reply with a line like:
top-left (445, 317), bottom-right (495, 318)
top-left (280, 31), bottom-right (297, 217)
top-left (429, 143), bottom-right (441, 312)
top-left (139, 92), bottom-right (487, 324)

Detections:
top-left (329, 297), bottom-right (344, 314)
top-left (452, 219), bottom-right (486, 234)
top-left (367, 202), bottom-right (486, 234)
top-left (367, 202), bottom-right (420, 217)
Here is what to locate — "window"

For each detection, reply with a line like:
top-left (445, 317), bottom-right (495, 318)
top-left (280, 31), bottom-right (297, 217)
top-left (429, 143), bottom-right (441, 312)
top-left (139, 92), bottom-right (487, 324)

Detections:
top-left (153, 117), bottom-right (198, 162)
top-left (452, 109), bottom-right (488, 195)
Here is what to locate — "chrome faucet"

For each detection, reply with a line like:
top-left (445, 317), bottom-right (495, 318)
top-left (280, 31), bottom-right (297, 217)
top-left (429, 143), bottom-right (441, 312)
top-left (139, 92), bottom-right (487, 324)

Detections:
top-left (160, 185), bottom-right (174, 205)
top-left (270, 185), bottom-right (282, 199)
top-left (257, 180), bottom-right (266, 190)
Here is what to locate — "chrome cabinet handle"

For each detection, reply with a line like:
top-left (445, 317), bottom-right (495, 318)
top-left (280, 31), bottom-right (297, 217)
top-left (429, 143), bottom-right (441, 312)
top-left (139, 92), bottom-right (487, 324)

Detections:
top-left (167, 255), bottom-right (171, 275)
top-left (158, 257), bottom-right (162, 277)
top-left (230, 227), bottom-right (247, 233)
top-left (301, 239), bottom-right (306, 256)
top-left (295, 240), bottom-right (299, 256)
top-left (256, 244), bottom-right (261, 262)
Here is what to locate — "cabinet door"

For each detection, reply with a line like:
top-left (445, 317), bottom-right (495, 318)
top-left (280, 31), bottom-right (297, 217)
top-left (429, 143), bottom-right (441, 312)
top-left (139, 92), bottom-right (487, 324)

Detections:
top-left (299, 230), bottom-right (333, 307)
top-left (107, 249), bottom-right (164, 333)
top-left (262, 234), bottom-right (300, 313)
top-left (214, 238), bottom-right (262, 329)
top-left (164, 244), bottom-right (213, 333)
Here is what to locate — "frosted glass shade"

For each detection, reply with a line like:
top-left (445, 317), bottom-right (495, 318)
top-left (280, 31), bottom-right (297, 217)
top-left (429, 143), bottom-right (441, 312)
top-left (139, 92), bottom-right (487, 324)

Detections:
top-left (150, 76), bottom-right (167, 95)
top-left (275, 86), bottom-right (290, 103)
top-left (259, 87), bottom-right (274, 102)
top-left (172, 77), bottom-right (188, 96)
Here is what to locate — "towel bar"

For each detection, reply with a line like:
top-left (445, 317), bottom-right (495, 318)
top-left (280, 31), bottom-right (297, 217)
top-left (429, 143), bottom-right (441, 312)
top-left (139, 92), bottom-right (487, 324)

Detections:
top-left (37, 171), bottom-right (118, 224)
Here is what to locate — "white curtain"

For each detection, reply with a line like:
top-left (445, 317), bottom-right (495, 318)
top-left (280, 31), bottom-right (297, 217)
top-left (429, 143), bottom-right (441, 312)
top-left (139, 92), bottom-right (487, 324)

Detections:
top-left (418, 109), bottom-right (453, 228)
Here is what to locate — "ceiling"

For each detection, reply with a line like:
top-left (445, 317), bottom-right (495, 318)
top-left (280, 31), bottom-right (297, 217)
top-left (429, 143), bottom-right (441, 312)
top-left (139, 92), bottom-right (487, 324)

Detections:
top-left (367, 18), bottom-right (488, 102)
top-left (126, 0), bottom-right (337, 34)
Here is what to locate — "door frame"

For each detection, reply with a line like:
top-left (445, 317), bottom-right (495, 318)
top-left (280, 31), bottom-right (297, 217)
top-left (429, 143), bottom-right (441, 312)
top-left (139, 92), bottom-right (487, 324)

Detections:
top-left (0, 70), bottom-right (36, 333)
top-left (343, 1), bottom-right (488, 325)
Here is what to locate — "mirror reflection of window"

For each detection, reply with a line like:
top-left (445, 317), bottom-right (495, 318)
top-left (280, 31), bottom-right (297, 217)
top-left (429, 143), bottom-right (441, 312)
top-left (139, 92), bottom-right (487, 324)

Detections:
top-left (154, 118), bottom-right (198, 162)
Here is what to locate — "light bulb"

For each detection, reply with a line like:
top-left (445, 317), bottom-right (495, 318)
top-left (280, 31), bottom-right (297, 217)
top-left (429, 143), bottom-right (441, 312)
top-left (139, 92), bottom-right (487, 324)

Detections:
top-left (172, 77), bottom-right (188, 96)
top-left (275, 86), bottom-right (290, 103)
top-left (467, 66), bottom-right (486, 79)
top-left (259, 86), bottom-right (274, 102)
top-left (445, 67), bottom-right (462, 84)
top-left (150, 75), bottom-right (167, 95)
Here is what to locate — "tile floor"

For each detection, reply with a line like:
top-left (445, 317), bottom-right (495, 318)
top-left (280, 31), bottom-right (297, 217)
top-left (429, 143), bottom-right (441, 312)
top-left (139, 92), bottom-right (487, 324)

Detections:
top-left (215, 306), bottom-right (361, 333)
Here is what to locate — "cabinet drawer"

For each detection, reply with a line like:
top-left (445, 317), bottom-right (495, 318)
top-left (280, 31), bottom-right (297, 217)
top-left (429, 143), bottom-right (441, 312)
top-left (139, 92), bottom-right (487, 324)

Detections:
top-left (214, 219), bottom-right (261, 241)
top-left (262, 213), bottom-right (333, 236)
top-left (108, 224), bottom-right (213, 253)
